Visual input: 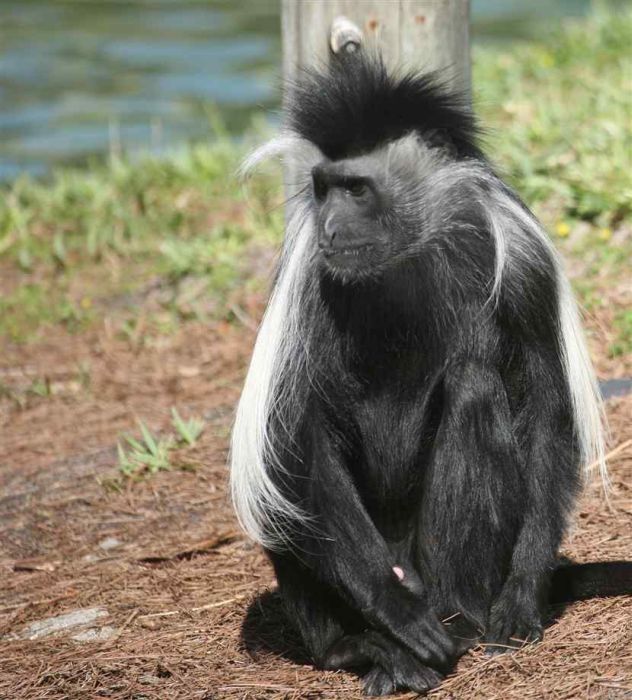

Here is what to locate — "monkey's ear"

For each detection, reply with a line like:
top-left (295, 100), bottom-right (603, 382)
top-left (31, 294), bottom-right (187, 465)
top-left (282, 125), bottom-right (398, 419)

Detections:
top-left (424, 128), bottom-right (458, 156)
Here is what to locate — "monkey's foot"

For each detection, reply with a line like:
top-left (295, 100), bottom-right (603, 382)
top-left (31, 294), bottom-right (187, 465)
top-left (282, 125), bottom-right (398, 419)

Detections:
top-left (361, 667), bottom-right (396, 697)
top-left (362, 663), bottom-right (441, 696)
top-left (485, 589), bottom-right (543, 655)
top-left (321, 631), bottom-right (443, 696)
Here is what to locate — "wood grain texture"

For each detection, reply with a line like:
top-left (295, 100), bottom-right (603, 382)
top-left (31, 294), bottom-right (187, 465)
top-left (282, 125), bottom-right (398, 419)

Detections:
top-left (282, 0), bottom-right (470, 94)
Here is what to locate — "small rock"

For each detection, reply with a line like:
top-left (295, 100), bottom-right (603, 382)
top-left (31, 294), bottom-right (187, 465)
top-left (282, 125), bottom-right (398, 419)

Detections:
top-left (71, 626), bottom-right (117, 642)
top-left (98, 537), bottom-right (122, 551)
top-left (16, 607), bottom-right (109, 640)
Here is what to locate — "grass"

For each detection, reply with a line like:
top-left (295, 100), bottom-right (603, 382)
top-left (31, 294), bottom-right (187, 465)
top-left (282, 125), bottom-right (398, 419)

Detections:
top-left (474, 7), bottom-right (631, 229)
top-left (116, 410), bottom-right (206, 479)
top-left (611, 309), bottom-right (632, 358)
top-left (0, 129), bottom-right (282, 342)
top-left (0, 283), bottom-right (91, 340)
top-left (117, 422), bottom-right (174, 477)
top-left (171, 408), bottom-right (205, 447)
top-left (472, 8), bottom-right (632, 361)
top-left (0, 7), bottom-right (630, 354)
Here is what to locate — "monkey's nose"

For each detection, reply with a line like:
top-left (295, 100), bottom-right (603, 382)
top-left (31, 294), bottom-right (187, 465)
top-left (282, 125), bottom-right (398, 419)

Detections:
top-left (323, 216), bottom-right (337, 246)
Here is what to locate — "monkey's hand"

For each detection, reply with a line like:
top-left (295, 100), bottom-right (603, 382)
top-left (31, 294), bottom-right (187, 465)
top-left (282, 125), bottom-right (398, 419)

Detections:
top-left (363, 577), bottom-right (455, 669)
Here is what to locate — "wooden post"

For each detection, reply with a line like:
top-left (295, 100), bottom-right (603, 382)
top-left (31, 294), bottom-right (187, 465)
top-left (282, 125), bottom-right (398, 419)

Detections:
top-left (282, 0), bottom-right (471, 98)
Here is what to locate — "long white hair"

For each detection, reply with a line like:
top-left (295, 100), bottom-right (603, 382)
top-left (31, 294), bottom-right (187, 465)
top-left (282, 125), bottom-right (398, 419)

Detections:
top-left (230, 132), bottom-right (607, 548)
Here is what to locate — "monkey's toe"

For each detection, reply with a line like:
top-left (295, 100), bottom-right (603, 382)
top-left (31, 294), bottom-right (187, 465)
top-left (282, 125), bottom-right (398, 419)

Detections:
top-left (485, 614), bottom-right (543, 655)
top-left (362, 667), bottom-right (396, 696)
top-left (485, 585), bottom-right (544, 655)
top-left (362, 661), bottom-right (441, 696)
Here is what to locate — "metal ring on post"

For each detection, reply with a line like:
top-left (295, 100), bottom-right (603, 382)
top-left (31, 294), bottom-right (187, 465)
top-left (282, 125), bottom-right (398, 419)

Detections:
top-left (330, 16), bottom-right (363, 55)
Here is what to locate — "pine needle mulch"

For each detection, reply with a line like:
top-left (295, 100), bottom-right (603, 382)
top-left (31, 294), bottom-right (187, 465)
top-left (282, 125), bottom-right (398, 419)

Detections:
top-left (0, 319), bottom-right (630, 700)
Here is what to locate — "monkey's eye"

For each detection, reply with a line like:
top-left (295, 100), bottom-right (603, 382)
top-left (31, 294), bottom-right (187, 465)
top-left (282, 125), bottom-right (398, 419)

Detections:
top-left (312, 176), bottom-right (328, 201)
top-left (345, 182), bottom-right (367, 198)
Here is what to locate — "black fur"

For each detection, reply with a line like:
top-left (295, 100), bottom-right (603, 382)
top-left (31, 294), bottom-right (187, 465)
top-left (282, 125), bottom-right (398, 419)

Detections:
top-left (244, 56), bottom-right (631, 696)
top-left (287, 54), bottom-right (481, 161)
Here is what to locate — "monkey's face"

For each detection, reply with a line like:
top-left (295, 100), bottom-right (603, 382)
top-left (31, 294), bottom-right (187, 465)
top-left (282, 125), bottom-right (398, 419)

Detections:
top-left (311, 158), bottom-right (395, 280)
top-left (310, 137), bottom-right (439, 282)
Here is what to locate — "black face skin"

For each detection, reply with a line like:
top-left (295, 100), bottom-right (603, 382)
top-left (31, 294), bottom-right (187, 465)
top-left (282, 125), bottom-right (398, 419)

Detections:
top-left (312, 160), bottom-right (396, 280)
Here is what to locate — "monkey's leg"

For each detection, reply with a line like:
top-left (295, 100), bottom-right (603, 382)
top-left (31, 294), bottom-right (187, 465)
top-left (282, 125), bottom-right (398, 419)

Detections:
top-left (485, 351), bottom-right (580, 652)
top-left (421, 361), bottom-right (525, 633)
top-left (268, 550), bottom-right (350, 666)
top-left (276, 413), bottom-right (455, 670)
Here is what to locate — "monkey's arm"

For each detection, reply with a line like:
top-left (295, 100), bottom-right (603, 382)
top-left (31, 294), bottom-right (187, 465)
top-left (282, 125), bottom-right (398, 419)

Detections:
top-left (293, 411), bottom-right (454, 668)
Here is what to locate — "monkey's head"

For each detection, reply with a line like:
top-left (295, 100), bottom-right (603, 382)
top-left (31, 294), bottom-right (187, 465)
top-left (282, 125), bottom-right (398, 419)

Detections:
top-left (287, 55), bottom-right (481, 282)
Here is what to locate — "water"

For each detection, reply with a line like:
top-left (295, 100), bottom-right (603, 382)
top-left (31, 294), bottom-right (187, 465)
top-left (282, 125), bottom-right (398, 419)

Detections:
top-left (0, 0), bottom-right (596, 182)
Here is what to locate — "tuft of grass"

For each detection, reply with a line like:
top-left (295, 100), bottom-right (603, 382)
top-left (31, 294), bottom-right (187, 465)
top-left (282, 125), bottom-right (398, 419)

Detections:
top-left (0, 283), bottom-right (91, 342)
top-left (171, 408), bottom-right (205, 446)
top-left (0, 127), bottom-right (282, 343)
top-left (116, 409), bottom-right (205, 479)
top-left (117, 421), bottom-right (174, 477)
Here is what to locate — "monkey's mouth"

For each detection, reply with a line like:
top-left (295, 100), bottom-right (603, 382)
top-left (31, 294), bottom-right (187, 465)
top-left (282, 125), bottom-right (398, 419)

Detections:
top-left (320, 243), bottom-right (379, 280)
top-left (322, 243), bottom-right (374, 259)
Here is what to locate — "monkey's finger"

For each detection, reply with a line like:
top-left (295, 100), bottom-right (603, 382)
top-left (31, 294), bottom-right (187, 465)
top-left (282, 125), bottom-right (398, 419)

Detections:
top-left (420, 621), bottom-right (455, 658)
top-left (410, 627), bottom-right (454, 668)
top-left (400, 635), bottom-right (447, 668)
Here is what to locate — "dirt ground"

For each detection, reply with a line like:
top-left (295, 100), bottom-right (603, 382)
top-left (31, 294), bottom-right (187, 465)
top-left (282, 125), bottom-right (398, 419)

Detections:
top-left (1, 306), bottom-right (631, 699)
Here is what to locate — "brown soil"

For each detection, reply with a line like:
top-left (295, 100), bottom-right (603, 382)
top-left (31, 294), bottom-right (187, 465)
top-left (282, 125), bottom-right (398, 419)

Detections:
top-left (1, 309), bottom-right (630, 700)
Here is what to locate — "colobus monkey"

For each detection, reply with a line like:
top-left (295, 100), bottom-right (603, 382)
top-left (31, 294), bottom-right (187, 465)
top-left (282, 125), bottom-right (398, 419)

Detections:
top-left (231, 55), bottom-right (631, 696)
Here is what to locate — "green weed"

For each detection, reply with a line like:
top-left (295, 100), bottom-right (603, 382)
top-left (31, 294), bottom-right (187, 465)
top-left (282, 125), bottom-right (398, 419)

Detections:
top-left (117, 421), bottom-right (174, 476)
top-left (171, 408), bottom-right (205, 446)
top-left (0, 284), bottom-right (91, 342)
top-left (116, 409), bottom-right (205, 479)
